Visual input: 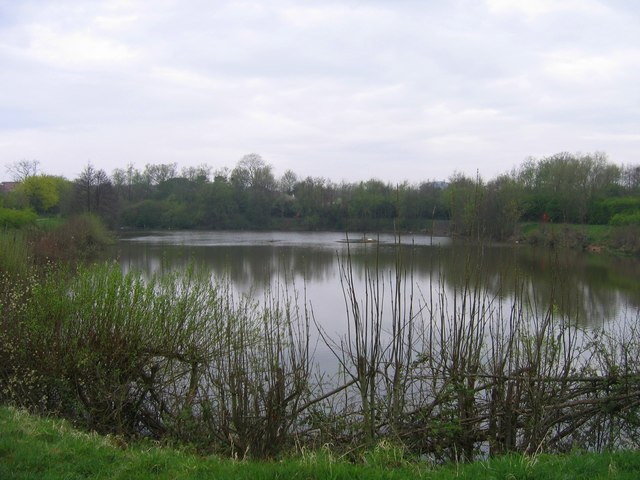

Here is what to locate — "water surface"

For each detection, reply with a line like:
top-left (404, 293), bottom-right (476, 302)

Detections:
top-left (116, 231), bottom-right (640, 336)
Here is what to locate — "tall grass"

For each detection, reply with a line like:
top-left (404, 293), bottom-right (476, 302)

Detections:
top-left (0, 230), bottom-right (34, 408)
top-left (0, 229), bottom-right (31, 280)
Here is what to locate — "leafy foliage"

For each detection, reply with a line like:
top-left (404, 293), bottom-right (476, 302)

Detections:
top-left (0, 207), bottom-right (37, 229)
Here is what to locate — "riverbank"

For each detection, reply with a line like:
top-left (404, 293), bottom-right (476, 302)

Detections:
top-left (2, 406), bottom-right (639, 480)
top-left (3, 219), bottom-right (640, 464)
top-left (519, 222), bottom-right (640, 255)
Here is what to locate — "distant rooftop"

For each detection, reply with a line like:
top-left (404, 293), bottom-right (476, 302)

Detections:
top-left (0, 182), bottom-right (18, 193)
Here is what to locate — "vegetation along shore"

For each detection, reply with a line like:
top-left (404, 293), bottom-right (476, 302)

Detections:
top-left (1, 151), bottom-right (639, 252)
top-left (1, 151), bottom-right (639, 475)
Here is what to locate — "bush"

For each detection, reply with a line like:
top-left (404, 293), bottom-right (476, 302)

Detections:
top-left (0, 207), bottom-right (37, 229)
top-left (30, 214), bottom-right (114, 264)
top-left (2, 261), bottom-right (311, 457)
top-left (590, 197), bottom-right (640, 224)
top-left (609, 211), bottom-right (640, 226)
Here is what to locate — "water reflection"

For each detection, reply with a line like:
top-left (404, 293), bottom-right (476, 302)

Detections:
top-left (115, 231), bottom-right (640, 330)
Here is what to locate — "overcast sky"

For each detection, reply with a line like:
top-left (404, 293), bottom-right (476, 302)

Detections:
top-left (1, 0), bottom-right (639, 184)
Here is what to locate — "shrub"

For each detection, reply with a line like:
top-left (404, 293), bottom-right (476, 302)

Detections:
top-left (30, 214), bottom-right (114, 264)
top-left (590, 197), bottom-right (640, 224)
top-left (0, 207), bottom-right (37, 229)
top-left (2, 261), bottom-right (312, 458)
top-left (609, 211), bottom-right (640, 226)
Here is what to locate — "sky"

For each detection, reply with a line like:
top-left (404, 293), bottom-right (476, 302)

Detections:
top-left (1, 0), bottom-right (639, 184)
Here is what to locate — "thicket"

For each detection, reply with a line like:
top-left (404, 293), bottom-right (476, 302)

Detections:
top-left (2, 223), bottom-right (640, 461)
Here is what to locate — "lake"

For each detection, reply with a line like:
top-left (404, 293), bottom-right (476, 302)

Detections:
top-left (116, 231), bottom-right (640, 339)
top-left (113, 230), bottom-right (640, 454)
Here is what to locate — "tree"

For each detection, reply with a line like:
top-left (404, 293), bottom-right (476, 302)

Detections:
top-left (231, 153), bottom-right (276, 191)
top-left (350, 180), bottom-right (396, 222)
top-left (73, 163), bottom-right (118, 225)
top-left (231, 154), bottom-right (276, 226)
top-left (157, 177), bottom-right (196, 202)
top-left (76, 163), bottom-right (98, 213)
top-left (484, 174), bottom-right (523, 240)
top-left (141, 163), bottom-right (178, 186)
top-left (519, 152), bottom-right (622, 223)
top-left (444, 173), bottom-right (485, 237)
top-left (621, 164), bottom-right (640, 194)
top-left (279, 170), bottom-right (298, 195)
top-left (197, 176), bottom-right (239, 228)
top-left (16, 175), bottom-right (62, 214)
top-left (181, 164), bottom-right (211, 183)
top-left (6, 159), bottom-right (39, 181)
top-left (395, 181), bottom-right (447, 230)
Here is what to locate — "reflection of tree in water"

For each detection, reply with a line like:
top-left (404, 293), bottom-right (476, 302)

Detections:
top-left (509, 247), bottom-right (639, 325)
top-left (339, 243), bottom-right (640, 326)
top-left (319, 242), bottom-right (633, 327)
top-left (116, 238), bottom-right (640, 327)
top-left (117, 243), bottom-right (340, 288)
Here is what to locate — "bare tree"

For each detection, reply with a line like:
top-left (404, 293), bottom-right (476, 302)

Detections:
top-left (622, 163), bottom-right (640, 193)
top-left (279, 170), bottom-right (298, 195)
top-left (74, 162), bottom-right (115, 220)
top-left (181, 164), bottom-right (211, 182)
top-left (231, 153), bottom-right (275, 191)
top-left (143, 163), bottom-right (178, 185)
top-left (6, 159), bottom-right (40, 181)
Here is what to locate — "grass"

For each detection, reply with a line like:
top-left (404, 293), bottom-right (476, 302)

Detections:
top-left (520, 221), bottom-right (610, 241)
top-left (2, 406), bottom-right (640, 479)
top-left (520, 222), bottom-right (628, 249)
top-left (34, 217), bottom-right (66, 230)
top-left (0, 229), bottom-right (31, 280)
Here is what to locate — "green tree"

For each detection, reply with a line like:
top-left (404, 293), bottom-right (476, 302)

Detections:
top-left (15, 175), bottom-right (61, 214)
top-left (121, 199), bottom-right (165, 228)
top-left (519, 152), bottom-right (622, 223)
top-left (444, 173), bottom-right (485, 237)
top-left (231, 154), bottom-right (276, 226)
top-left (484, 174), bottom-right (523, 240)
top-left (197, 176), bottom-right (239, 228)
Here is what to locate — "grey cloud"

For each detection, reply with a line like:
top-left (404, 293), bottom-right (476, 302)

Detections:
top-left (1, 0), bottom-right (639, 183)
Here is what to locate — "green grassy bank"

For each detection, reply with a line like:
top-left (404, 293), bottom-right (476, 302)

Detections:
top-left (2, 406), bottom-right (639, 480)
top-left (520, 222), bottom-right (640, 254)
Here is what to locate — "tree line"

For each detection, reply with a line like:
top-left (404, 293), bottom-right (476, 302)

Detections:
top-left (2, 152), bottom-right (639, 238)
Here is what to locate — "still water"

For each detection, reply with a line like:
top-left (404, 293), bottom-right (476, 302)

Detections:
top-left (116, 231), bottom-right (640, 338)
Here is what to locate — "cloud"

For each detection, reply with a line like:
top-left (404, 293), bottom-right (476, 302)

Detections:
top-left (486, 0), bottom-right (607, 19)
top-left (0, 0), bottom-right (639, 183)
top-left (25, 24), bottom-right (135, 67)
